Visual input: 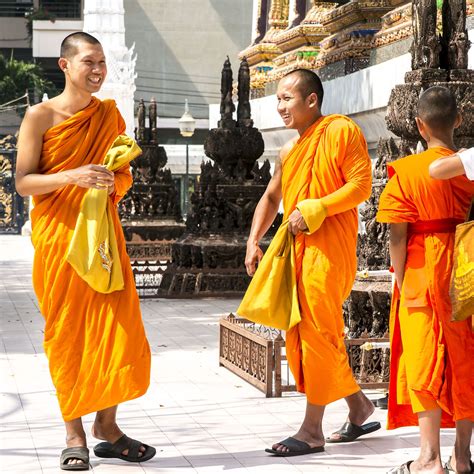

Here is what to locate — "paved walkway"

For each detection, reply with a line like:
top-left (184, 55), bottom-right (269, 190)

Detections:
top-left (0, 235), bottom-right (458, 473)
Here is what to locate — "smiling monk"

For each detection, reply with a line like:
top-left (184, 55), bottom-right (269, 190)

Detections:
top-left (245, 69), bottom-right (378, 457)
top-left (15, 32), bottom-right (155, 470)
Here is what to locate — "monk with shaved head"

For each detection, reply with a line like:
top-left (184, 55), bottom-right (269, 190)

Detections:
top-left (377, 86), bottom-right (474, 474)
top-left (245, 68), bottom-right (379, 456)
top-left (15, 32), bottom-right (155, 470)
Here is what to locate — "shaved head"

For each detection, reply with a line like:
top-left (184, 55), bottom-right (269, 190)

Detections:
top-left (60, 32), bottom-right (101, 59)
top-left (283, 69), bottom-right (324, 107)
top-left (417, 86), bottom-right (458, 130)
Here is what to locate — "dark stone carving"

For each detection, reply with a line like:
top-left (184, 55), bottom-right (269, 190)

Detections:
top-left (357, 138), bottom-right (399, 272)
top-left (411, 0), bottom-right (440, 70)
top-left (121, 100), bottom-right (185, 296)
top-left (441, 0), bottom-right (470, 71)
top-left (237, 58), bottom-right (253, 128)
top-left (219, 56), bottom-right (236, 129)
top-left (149, 97), bottom-right (158, 144)
top-left (159, 57), bottom-right (280, 297)
top-left (137, 99), bottom-right (146, 143)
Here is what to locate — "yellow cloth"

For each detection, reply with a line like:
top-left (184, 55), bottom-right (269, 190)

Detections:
top-left (296, 199), bottom-right (328, 234)
top-left (66, 135), bottom-right (142, 293)
top-left (237, 220), bottom-right (301, 331)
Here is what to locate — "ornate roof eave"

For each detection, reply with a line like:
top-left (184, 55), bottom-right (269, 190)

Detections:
top-left (321, 1), bottom-right (394, 33)
top-left (239, 43), bottom-right (282, 66)
top-left (273, 24), bottom-right (328, 52)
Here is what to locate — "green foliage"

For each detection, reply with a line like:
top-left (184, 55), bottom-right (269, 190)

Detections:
top-left (0, 53), bottom-right (56, 114)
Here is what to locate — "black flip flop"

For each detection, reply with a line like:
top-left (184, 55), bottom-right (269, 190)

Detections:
top-left (60, 447), bottom-right (90, 471)
top-left (265, 436), bottom-right (325, 457)
top-left (93, 434), bottom-right (156, 463)
top-left (445, 455), bottom-right (474, 473)
top-left (326, 421), bottom-right (381, 443)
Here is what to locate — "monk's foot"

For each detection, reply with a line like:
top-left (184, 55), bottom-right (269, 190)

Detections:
top-left (449, 448), bottom-right (472, 473)
top-left (272, 427), bottom-right (324, 453)
top-left (92, 422), bottom-right (146, 458)
top-left (65, 433), bottom-right (87, 466)
top-left (329, 392), bottom-right (375, 441)
top-left (347, 393), bottom-right (375, 426)
top-left (409, 458), bottom-right (444, 474)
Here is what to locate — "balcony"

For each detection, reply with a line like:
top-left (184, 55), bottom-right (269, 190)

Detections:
top-left (0, 1), bottom-right (33, 18)
top-left (38, 0), bottom-right (82, 20)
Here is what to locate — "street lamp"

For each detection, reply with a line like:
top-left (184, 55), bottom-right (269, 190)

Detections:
top-left (178, 99), bottom-right (196, 218)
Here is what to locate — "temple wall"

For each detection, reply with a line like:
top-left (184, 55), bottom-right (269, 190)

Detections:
top-left (211, 27), bottom-right (474, 162)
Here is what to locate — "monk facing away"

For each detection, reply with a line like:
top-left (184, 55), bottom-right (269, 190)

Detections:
top-left (245, 69), bottom-right (379, 456)
top-left (377, 86), bottom-right (473, 474)
top-left (15, 32), bottom-right (155, 470)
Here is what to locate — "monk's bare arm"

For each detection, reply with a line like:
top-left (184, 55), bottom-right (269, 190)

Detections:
top-left (429, 153), bottom-right (466, 180)
top-left (245, 146), bottom-right (288, 276)
top-left (389, 223), bottom-right (408, 291)
top-left (16, 106), bottom-right (114, 197)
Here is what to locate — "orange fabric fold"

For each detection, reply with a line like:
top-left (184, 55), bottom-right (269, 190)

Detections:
top-left (30, 97), bottom-right (151, 421)
top-left (377, 147), bottom-right (474, 429)
top-left (281, 115), bottom-right (372, 405)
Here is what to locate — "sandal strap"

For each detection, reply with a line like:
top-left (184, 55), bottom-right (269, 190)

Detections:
top-left (109, 434), bottom-right (143, 460)
top-left (278, 437), bottom-right (311, 452)
top-left (60, 447), bottom-right (89, 465)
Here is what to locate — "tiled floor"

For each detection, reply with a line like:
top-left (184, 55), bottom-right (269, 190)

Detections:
top-left (0, 235), bottom-right (459, 473)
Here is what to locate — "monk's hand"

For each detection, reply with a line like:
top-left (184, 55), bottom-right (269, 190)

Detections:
top-left (65, 164), bottom-right (115, 190)
top-left (245, 240), bottom-right (263, 276)
top-left (288, 209), bottom-right (308, 236)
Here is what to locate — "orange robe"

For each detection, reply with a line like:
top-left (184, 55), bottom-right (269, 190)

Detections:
top-left (377, 147), bottom-right (474, 429)
top-left (282, 115), bottom-right (372, 405)
top-left (30, 97), bottom-right (151, 421)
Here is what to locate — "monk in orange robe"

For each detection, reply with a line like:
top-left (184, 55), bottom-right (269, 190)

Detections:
top-left (15, 32), bottom-right (155, 470)
top-left (245, 69), bottom-right (379, 456)
top-left (377, 86), bottom-right (473, 474)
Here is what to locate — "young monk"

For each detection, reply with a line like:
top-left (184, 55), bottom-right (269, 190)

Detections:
top-left (245, 69), bottom-right (379, 456)
top-left (377, 86), bottom-right (474, 474)
top-left (429, 147), bottom-right (474, 180)
top-left (15, 32), bottom-right (155, 470)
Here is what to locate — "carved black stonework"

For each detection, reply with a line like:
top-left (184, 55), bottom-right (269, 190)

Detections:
top-left (120, 101), bottom-right (185, 297)
top-left (0, 136), bottom-right (27, 234)
top-left (159, 58), bottom-right (279, 297)
top-left (237, 58), bottom-right (253, 128)
top-left (219, 56), bottom-right (236, 129)
top-left (441, 0), bottom-right (471, 71)
top-left (354, 0), bottom-right (474, 358)
top-left (411, 0), bottom-right (441, 70)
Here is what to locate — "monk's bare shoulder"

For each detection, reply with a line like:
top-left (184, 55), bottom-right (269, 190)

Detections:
top-left (280, 136), bottom-right (298, 166)
top-left (22, 101), bottom-right (57, 136)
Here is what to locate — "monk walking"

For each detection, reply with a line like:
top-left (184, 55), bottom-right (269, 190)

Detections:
top-left (377, 86), bottom-right (473, 474)
top-left (245, 69), bottom-right (380, 456)
top-left (15, 32), bottom-right (155, 470)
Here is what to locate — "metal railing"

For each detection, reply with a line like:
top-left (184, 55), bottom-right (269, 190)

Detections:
top-left (39, 0), bottom-right (82, 19)
top-left (0, 1), bottom-right (33, 18)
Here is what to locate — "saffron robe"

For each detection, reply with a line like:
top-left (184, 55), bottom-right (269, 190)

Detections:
top-left (377, 147), bottom-right (474, 429)
top-left (30, 97), bottom-right (151, 421)
top-left (282, 115), bottom-right (372, 405)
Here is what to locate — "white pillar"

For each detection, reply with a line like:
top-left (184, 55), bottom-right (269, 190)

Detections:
top-left (251, 0), bottom-right (260, 43)
top-left (83, 0), bottom-right (136, 137)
